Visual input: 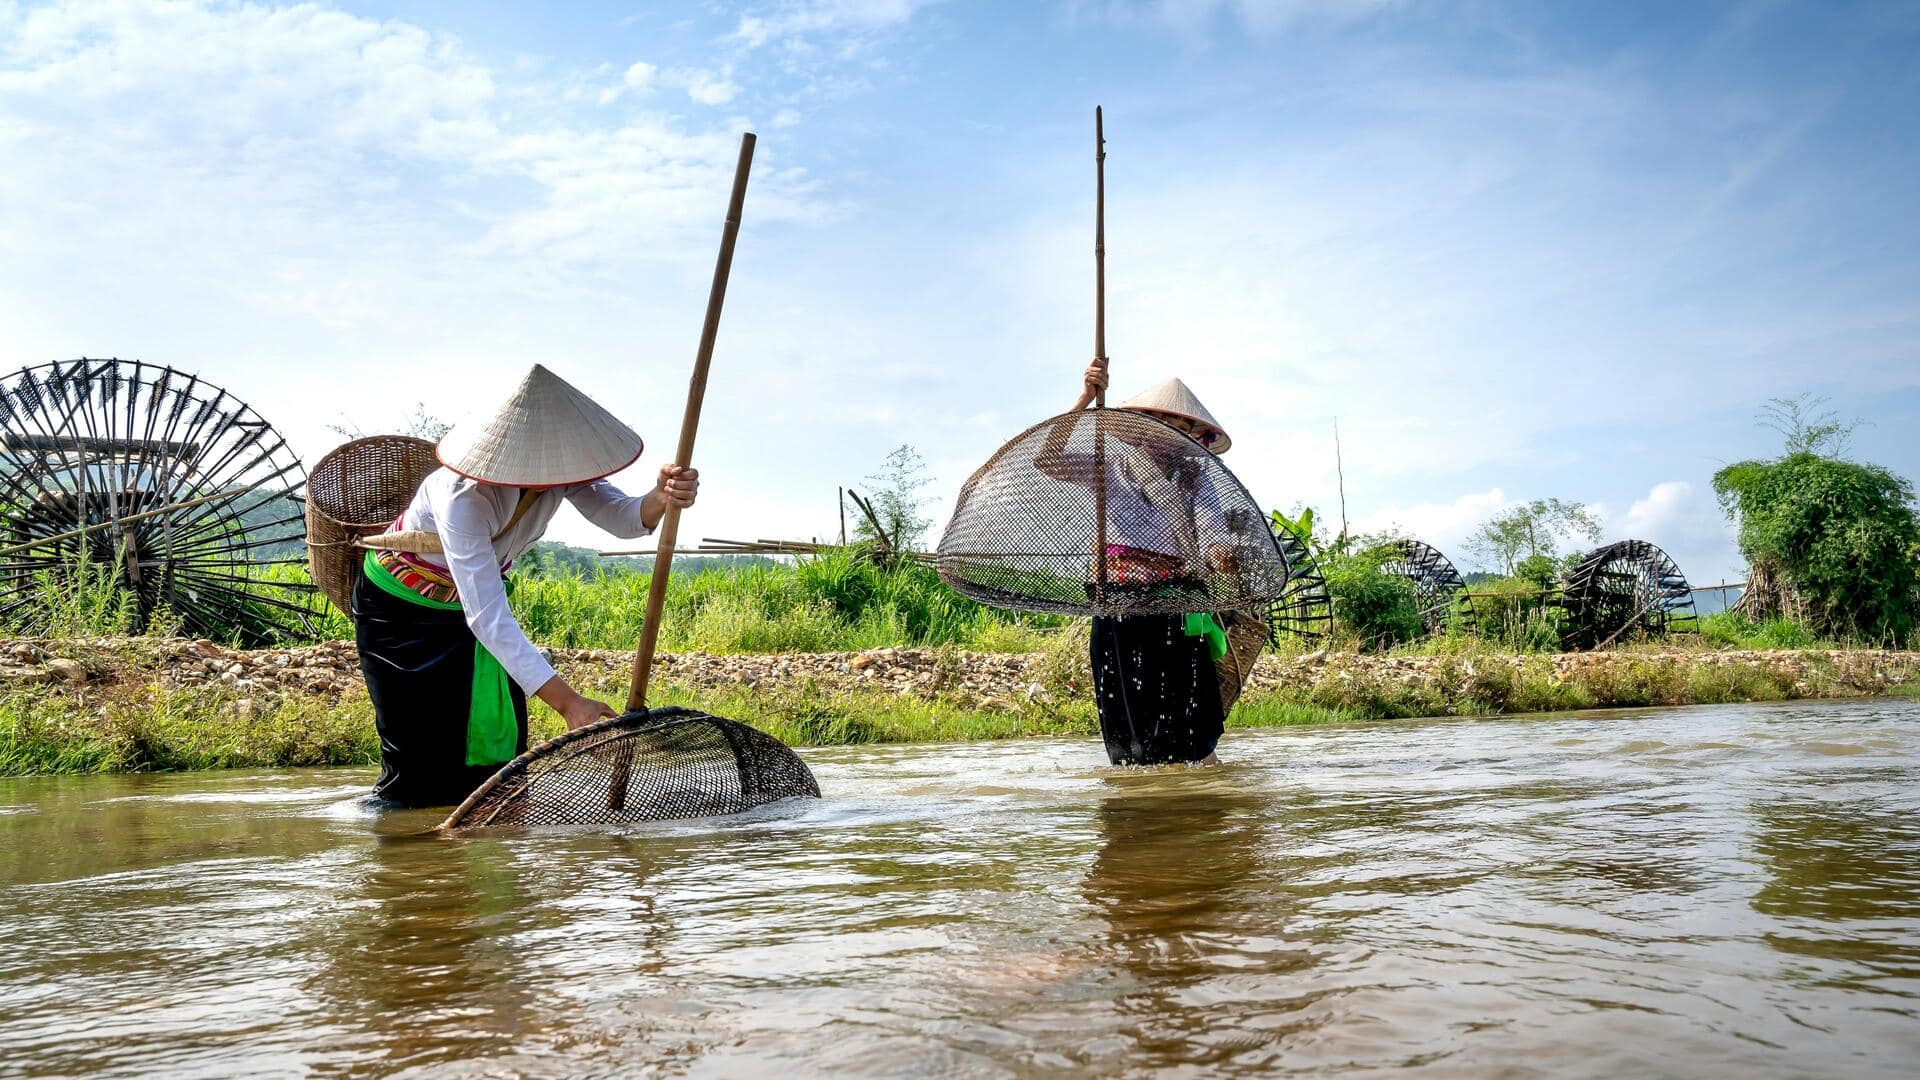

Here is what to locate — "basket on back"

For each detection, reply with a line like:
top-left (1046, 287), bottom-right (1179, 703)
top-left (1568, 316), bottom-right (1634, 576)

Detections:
top-left (937, 408), bottom-right (1289, 617)
top-left (441, 707), bottom-right (821, 829)
top-left (304, 435), bottom-right (440, 615)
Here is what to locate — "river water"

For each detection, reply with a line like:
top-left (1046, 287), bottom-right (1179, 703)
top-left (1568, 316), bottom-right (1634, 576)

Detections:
top-left (2, 699), bottom-right (1918, 1077)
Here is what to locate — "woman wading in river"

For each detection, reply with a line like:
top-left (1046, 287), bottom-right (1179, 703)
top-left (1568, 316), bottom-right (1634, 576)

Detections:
top-left (354, 364), bottom-right (699, 807)
top-left (1041, 361), bottom-right (1261, 767)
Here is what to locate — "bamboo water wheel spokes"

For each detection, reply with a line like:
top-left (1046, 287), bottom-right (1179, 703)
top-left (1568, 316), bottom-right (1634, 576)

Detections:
top-left (1380, 538), bottom-right (1474, 636)
top-left (0, 358), bottom-right (322, 645)
top-left (1558, 539), bottom-right (1696, 651)
top-left (1266, 517), bottom-right (1333, 646)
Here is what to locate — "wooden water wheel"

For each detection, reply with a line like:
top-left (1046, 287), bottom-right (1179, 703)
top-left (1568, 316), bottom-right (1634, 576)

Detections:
top-left (1558, 539), bottom-right (1696, 650)
top-left (1265, 517), bottom-right (1333, 646)
top-left (0, 358), bottom-right (322, 645)
top-left (1379, 538), bottom-right (1474, 636)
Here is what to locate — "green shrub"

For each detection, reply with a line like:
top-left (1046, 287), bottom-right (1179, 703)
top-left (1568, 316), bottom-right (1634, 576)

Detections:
top-left (1322, 543), bottom-right (1424, 651)
top-left (1466, 576), bottom-right (1563, 651)
top-left (1714, 448), bottom-right (1919, 645)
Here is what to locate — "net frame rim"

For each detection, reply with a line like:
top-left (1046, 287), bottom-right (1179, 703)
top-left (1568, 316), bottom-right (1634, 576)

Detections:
top-left (437, 705), bottom-right (818, 831)
top-left (935, 406), bottom-right (1289, 617)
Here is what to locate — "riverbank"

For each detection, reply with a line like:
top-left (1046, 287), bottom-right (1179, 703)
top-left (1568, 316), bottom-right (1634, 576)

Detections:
top-left (2, 636), bottom-right (1917, 775)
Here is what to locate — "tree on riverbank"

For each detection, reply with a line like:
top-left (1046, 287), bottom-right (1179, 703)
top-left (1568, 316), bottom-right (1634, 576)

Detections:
top-left (855, 444), bottom-right (935, 550)
top-left (1464, 498), bottom-right (1603, 582)
top-left (1713, 397), bottom-right (1919, 645)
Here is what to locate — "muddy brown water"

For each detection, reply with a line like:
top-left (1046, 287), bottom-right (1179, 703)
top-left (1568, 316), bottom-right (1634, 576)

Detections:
top-left (2, 699), bottom-right (1919, 1077)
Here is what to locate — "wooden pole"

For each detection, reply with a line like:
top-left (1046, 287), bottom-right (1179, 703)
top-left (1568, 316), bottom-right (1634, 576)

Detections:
top-left (1092, 106), bottom-right (1109, 604)
top-left (1334, 418), bottom-right (1349, 549)
top-left (626, 132), bottom-right (756, 714)
top-left (1094, 106), bottom-right (1107, 405)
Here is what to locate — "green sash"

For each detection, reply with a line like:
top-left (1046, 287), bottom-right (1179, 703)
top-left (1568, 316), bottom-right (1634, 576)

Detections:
top-left (362, 551), bottom-right (520, 767)
top-left (1183, 611), bottom-right (1229, 661)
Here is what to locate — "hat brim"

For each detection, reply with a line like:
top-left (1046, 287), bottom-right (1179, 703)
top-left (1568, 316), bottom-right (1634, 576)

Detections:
top-left (1125, 407), bottom-right (1231, 454)
top-left (437, 442), bottom-right (646, 489)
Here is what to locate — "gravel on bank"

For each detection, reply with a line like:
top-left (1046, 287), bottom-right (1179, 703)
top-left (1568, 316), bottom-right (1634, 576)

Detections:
top-left (4, 637), bottom-right (1917, 715)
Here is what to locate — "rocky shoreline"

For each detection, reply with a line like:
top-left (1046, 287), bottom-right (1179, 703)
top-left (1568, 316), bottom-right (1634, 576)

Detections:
top-left (5, 636), bottom-right (1918, 715)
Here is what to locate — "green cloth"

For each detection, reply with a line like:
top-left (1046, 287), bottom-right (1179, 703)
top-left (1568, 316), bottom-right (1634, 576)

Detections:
top-left (1183, 611), bottom-right (1229, 661)
top-left (362, 552), bottom-right (519, 767)
top-left (464, 640), bottom-right (518, 766)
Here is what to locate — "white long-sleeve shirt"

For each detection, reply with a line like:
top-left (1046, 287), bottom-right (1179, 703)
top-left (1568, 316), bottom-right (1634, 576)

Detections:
top-left (398, 467), bottom-right (654, 693)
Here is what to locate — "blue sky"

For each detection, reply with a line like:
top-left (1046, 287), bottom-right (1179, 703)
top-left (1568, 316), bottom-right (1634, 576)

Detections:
top-left (2, 0), bottom-right (1916, 582)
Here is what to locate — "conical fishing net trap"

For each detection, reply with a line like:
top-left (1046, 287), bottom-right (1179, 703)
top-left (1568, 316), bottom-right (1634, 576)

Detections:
top-left (441, 707), bottom-right (820, 830)
top-left (937, 408), bottom-right (1289, 617)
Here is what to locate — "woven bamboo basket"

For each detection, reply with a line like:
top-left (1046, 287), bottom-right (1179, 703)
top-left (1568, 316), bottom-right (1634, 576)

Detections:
top-left (304, 435), bottom-right (440, 616)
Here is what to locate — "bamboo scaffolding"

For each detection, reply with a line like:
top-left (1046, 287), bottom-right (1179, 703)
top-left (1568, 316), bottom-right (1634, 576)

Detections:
top-left (599, 536), bottom-right (935, 563)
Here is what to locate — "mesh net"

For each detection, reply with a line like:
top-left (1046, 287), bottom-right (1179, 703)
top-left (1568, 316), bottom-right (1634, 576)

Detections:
top-left (937, 409), bottom-right (1288, 617)
top-left (439, 707), bottom-right (820, 830)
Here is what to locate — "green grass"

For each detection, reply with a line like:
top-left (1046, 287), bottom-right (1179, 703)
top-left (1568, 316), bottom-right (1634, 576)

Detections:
top-left (13, 541), bottom-right (1865, 662)
top-left (0, 682), bottom-right (381, 775)
top-left (6, 547), bottom-right (1066, 654)
top-left (1694, 611), bottom-right (1824, 650)
top-left (510, 548), bottom-right (1067, 654)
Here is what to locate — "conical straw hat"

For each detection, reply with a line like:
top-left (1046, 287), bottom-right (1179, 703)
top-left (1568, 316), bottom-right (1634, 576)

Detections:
top-left (1118, 378), bottom-right (1230, 453)
top-left (437, 364), bottom-right (644, 487)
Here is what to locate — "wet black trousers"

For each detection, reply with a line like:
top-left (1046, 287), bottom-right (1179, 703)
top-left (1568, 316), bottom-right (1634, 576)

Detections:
top-left (1089, 614), bottom-right (1226, 765)
top-left (352, 572), bottom-right (529, 808)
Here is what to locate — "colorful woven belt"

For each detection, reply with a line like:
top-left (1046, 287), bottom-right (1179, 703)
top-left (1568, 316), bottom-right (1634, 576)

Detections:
top-left (370, 548), bottom-right (460, 605)
top-left (1096, 543), bottom-right (1190, 586)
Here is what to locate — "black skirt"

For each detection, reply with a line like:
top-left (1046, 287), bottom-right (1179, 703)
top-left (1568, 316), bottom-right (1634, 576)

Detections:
top-left (1089, 614), bottom-right (1226, 765)
top-left (352, 571), bottom-right (529, 808)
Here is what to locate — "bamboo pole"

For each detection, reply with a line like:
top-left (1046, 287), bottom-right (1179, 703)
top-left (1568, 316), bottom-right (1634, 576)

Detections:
top-left (0, 487), bottom-right (251, 559)
top-left (1094, 107), bottom-right (1107, 399)
top-left (1092, 106), bottom-right (1109, 605)
top-left (626, 132), bottom-right (756, 713)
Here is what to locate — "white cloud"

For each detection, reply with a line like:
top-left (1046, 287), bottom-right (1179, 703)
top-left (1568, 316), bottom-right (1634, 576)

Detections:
top-left (665, 66), bottom-right (739, 106)
top-left (1078, 0), bottom-right (1400, 39)
top-left (0, 2), bottom-right (819, 277)
top-left (730, 0), bottom-right (934, 49)
top-left (1351, 489), bottom-right (1510, 560)
top-left (1598, 481), bottom-right (1743, 584)
top-left (1613, 481), bottom-right (1697, 538)
top-left (1343, 482), bottom-right (1743, 582)
top-left (0, 0), bottom-right (840, 548)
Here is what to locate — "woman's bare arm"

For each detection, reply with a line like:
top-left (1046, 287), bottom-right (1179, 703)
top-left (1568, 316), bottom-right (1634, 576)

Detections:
top-left (1035, 359), bottom-right (1110, 483)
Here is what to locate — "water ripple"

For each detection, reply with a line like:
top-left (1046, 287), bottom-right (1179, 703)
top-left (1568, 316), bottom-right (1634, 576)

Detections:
top-left (1, 699), bottom-right (1918, 1076)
